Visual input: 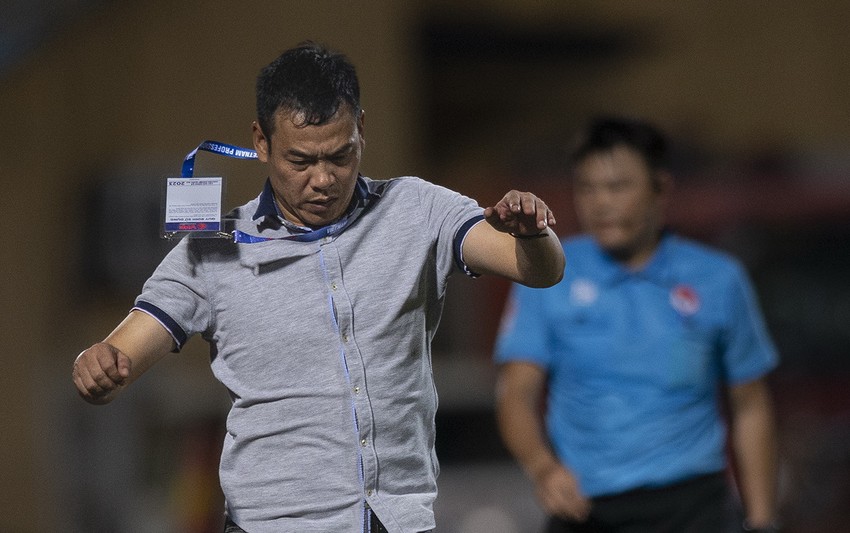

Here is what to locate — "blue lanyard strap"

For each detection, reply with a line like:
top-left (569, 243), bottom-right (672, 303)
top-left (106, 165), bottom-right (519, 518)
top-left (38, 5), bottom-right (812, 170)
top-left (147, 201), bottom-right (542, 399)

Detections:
top-left (181, 140), bottom-right (257, 178)
top-left (179, 140), bottom-right (360, 244)
top-left (232, 229), bottom-right (326, 243)
top-left (232, 213), bottom-right (353, 244)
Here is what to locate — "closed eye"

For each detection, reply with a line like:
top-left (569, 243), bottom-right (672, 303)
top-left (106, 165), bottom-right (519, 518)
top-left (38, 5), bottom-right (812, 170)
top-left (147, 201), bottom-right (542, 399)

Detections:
top-left (288, 160), bottom-right (311, 170)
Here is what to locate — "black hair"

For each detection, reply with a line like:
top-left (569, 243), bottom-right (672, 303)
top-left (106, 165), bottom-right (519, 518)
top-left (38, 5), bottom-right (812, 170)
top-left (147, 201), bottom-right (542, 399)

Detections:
top-left (571, 116), bottom-right (669, 172)
top-left (255, 41), bottom-right (361, 138)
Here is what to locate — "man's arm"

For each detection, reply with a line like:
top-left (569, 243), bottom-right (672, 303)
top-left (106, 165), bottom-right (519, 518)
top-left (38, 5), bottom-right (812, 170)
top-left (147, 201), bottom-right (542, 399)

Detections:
top-left (72, 310), bottom-right (175, 405)
top-left (727, 377), bottom-right (780, 529)
top-left (496, 361), bottom-right (590, 520)
top-left (463, 190), bottom-right (565, 287)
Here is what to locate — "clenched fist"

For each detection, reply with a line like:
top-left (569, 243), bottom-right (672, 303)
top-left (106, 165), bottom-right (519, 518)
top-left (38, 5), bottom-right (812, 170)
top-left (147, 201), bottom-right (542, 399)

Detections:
top-left (72, 342), bottom-right (132, 404)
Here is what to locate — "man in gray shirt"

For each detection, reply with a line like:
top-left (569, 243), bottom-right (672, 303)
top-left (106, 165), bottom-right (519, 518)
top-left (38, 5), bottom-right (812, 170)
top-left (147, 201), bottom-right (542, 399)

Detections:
top-left (73, 41), bottom-right (565, 533)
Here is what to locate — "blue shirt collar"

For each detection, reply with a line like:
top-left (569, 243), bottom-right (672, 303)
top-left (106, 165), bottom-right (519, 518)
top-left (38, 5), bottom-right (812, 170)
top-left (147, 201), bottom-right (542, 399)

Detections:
top-left (252, 178), bottom-right (283, 221)
top-left (591, 231), bottom-right (674, 286)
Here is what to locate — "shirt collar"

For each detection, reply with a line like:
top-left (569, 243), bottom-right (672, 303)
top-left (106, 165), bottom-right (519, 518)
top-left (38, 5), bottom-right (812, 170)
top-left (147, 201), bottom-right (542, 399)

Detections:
top-left (252, 178), bottom-right (282, 221)
top-left (252, 175), bottom-right (384, 233)
top-left (591, 231), bottom-right (674, 286)
top-left (635, 231), bottom-right (675, 285)
top-left (251, 175), bottom-right (377, 229)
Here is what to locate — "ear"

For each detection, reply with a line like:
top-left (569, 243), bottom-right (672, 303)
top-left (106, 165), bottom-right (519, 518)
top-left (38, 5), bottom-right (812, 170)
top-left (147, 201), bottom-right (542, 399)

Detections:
top-left (252, 121), bottom-right (270, 163)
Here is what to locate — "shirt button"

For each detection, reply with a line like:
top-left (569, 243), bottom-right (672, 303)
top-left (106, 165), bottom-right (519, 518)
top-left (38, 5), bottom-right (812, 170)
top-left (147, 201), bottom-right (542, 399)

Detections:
top-left (366, 489), bottom-right (373, 496)
top-left (342, 334), bottom-right (349, 342)
top-left (331, 282), bottom-right (337, 291)
top-left (353, 386), bottom-right (360, 394)
top-left (361, 439), bottom-right (367, 447)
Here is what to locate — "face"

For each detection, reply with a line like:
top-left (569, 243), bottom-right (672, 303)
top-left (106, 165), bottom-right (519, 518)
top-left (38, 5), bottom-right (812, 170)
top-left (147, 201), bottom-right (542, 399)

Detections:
top-left (573, 145), bottom-right (668, 267)
top-left (253, 105), bottom-right (365, 228)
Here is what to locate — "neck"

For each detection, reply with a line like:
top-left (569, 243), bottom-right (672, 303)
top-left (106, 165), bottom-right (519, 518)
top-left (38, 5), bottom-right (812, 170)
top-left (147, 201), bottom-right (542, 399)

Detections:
top-left (609, 233), bottom-right (663, 270)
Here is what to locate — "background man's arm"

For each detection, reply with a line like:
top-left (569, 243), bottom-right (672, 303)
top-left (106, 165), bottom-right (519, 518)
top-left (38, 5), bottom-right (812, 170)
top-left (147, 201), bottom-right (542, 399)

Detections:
top-left (72, 310), bottom-right (175, 405)
top-left (496, 361), bottom-right (590, 520)
top-left (728, 377), bottom-right (780, 529)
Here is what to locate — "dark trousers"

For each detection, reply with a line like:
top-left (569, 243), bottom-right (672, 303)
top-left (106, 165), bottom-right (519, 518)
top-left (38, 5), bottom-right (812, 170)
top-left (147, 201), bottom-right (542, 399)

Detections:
top-left (545, 472), bottom-right (743, 533)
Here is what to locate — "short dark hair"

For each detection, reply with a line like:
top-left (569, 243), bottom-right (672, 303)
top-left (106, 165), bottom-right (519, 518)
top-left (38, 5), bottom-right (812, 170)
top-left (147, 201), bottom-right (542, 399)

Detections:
top-left (571, 116), bottom-right (669, 172)
top-left (255, 41), bottom-right (361, 137)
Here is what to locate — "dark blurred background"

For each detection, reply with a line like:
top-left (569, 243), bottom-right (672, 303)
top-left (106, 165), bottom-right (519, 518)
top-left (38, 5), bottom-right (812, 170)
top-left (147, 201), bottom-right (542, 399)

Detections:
top-left (2, 1), bottom-right (849, 532)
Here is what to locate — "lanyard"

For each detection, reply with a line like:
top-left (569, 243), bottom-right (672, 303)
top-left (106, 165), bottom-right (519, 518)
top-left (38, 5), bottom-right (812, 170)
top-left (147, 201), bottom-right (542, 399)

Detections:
top-left (231, 208), bottom-right (358, 243)
top-left (181, 140), bottom-right (257, 178)
top-left (178, 140), bottom-right (354, 244)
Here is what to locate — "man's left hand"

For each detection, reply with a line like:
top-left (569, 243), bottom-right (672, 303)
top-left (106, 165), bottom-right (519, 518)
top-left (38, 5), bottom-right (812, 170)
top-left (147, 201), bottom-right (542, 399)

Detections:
top-left (483, 190), bottom-right (556, 236)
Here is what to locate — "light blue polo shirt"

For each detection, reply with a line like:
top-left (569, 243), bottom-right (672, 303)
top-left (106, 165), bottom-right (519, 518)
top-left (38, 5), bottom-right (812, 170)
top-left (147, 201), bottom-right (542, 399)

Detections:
top-left (495, 233), bottom-right (778, 498)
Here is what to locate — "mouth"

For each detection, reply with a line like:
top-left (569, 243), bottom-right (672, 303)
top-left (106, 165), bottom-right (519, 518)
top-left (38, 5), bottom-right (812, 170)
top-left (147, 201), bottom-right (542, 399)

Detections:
top-left (306, 197), bottom-right (336, 212)
top-left (593, 220), bottom-right (619, 231)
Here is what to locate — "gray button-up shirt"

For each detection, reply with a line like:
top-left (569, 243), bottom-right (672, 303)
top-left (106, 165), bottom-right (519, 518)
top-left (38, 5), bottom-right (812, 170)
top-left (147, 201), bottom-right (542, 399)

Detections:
top-left (135, 175), bottom-right (484, 532)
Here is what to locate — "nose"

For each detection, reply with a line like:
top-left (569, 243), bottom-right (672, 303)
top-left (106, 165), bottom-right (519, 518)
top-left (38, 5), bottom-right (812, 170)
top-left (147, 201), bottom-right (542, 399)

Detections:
top-left (578, 186), bottom-right (611, 210)
top-left (591, 189), bottom-right (614, 209)
top-left (310, 161), bottom-right (335, 191)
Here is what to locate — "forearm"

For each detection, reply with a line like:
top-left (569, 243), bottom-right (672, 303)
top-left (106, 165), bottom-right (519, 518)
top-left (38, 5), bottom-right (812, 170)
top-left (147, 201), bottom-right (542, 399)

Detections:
top-left (74, 310), bottom-right (176, 405)
top-left (103, 310), bottom-right (175, 383)
top-left (495, 364), bottom-right (590, 519)
top-left (730, 382), bottom-right (780, 528)
top-left (501, 409), bottom-right (555, 474)
top-left (465, 224), bottom-right (565, 288)
top-left (511, 227), bottom-right (566, 288)
top-left (496, 372), bottom-right (560, 481)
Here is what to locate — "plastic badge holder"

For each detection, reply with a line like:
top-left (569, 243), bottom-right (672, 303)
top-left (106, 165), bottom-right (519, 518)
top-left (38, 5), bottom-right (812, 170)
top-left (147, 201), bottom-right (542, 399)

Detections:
top-left (161, 140), bottom-right (258, 240)
top-left (161, 175), bottom-right (228, 239)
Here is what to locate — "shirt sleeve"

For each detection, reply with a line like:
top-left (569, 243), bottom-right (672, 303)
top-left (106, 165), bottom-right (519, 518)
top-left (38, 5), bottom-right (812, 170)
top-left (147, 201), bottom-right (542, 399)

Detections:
top-left (133, 237), bottom-right (213, 351)
top-left (412, 178), bottom-right (484, 280)
top-left (493, 282), bottom-right (552, 369)
top-left (721, 261), bottom-right (779, 383)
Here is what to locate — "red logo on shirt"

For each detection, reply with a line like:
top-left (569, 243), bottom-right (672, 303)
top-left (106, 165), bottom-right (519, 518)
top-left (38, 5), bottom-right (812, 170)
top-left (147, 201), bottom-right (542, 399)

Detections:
top-left (670, 284), bottom-right (700, 316)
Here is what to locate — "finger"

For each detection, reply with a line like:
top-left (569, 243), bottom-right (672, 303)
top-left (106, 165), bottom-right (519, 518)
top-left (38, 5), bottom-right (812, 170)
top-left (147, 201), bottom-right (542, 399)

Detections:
top-left (80, 351), bottom-right (120, 391)
top-left (116, 351), bottom-right (132, 380)
top-left (484, 205), bottom-right (508, 221)
top-left (530, 199), bottom-right (556, 230)
top-left (94, 344), bottom-right (126, 383)
top-left (74, 363), bottom-right (106, 398)
top-left (520, 194), bottom-right (538, 216)
top-left (500, 191), bottom-right (521, 214)
top-left (531, 198), bottom-right (550, 228)
top-left (90, 365), bottom-right (119, 392)
top-left (512, 195), bottom-right (546, 230)
top-left (499, 205), bottom-right (517, 222)
top-left (72, 366), bottom-right (93, 398)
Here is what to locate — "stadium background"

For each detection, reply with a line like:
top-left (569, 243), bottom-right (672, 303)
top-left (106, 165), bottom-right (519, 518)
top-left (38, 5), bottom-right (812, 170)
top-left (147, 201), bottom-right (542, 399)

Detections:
top-left (2, 1), bottom-right (849, 531)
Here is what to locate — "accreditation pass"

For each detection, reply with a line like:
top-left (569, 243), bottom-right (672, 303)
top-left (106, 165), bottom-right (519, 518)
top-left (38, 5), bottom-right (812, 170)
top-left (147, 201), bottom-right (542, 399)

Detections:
top-left (163, 176), bottom-right (224, 234)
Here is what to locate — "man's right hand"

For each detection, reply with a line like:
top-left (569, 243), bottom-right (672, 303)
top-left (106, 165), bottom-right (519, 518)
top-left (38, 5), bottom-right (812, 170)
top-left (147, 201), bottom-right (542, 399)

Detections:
top-left (72, 342), bottom-right (132, 405)
top-left (535, 463), bottom-right (592, 522)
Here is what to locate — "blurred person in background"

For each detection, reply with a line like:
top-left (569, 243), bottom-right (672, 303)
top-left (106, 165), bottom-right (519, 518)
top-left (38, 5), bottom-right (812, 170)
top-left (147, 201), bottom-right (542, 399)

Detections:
top-left (494, 116), bottom-right (780, 533)
top-left (72, 41), bottom-right (565, 533)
